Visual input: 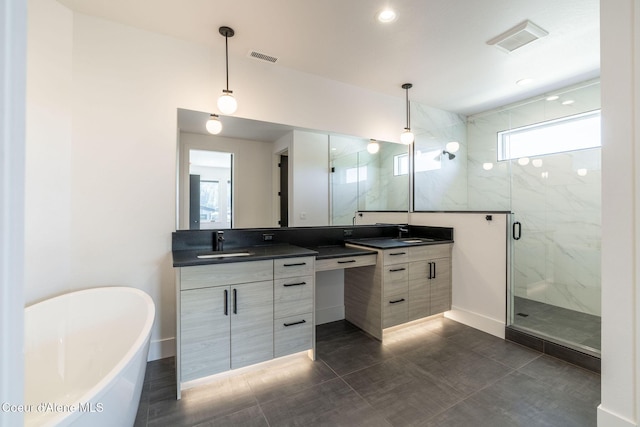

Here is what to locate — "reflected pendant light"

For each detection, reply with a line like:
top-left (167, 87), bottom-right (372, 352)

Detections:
top-left (206, 114), bottom-right (222, 134)
top-left (400, 83), bottom-right (414, 145)
top-left (217, 26), bottom-right (238, 115)
top-left (367, 139), bottom-right (380, 154)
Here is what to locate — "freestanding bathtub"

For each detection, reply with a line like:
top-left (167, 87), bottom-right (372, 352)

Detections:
top-left (24, 287), bottom-right (155, 427)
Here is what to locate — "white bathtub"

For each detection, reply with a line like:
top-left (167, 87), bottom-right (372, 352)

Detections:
top-left (24, 287), bottom-right (155, 427)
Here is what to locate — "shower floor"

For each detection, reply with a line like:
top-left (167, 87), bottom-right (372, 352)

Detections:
top-left (512, 296), bottom-right (601, 354)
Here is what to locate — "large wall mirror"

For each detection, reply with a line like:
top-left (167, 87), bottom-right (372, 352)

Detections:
top-left (177, 108), bottom-right (410, 230)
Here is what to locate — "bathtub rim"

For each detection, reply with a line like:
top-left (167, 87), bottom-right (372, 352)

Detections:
top-left (24, 286), bottom-right (156, 426)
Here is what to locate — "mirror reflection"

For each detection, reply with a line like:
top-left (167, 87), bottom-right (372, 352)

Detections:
top-left (177, 109), bottom-right (408, 229)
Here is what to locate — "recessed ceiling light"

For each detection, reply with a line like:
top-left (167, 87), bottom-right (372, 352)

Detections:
top-left (516, 78), bottom-right (534, 86)
top-left (546, 95), bottom-right (559, 101)
top-left (562, 99), bottom-right (575, 105)
top-left (376, 9), bottom-right (397, 23)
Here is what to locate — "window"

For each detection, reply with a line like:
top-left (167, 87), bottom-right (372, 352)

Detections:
top-left (497, 110), bottom-right (601, 161)
top-left (346, 166), bottom-right (367, 183)
top-left (200, 180), bottom-right (219, 223)
top-left (394, 153), bottom-right (409, 176)
top-left (414, 149), bottom-right (443, 172)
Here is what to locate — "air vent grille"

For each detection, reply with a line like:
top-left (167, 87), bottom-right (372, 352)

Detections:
top-left (487, 20), bottom-right (548, 53)
top-left (248, 50), bottom-right (278, 63)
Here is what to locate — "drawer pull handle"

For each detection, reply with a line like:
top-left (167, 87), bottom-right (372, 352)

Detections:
top-left (389, 298), bottom-right (405, 304)
top-left (224, 289), bottom-right (228, 316)
top-left (283, 262), bottom-right (307, 267)
top-left (283, 281), bottom-right (307, 287)
top-left (337, 260), bottom-right (356, 264)
top-left (389, 267), bottom-right (406, 272)
top-left (389, 252), bottom-right (406, 256)
top-left (284, 319), bottom-right (307, 327)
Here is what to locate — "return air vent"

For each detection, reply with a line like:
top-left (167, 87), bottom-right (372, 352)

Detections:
top-left (248, 50), bottom-right (279, 63)
top-left (487, 20), bottom-right (548, 53)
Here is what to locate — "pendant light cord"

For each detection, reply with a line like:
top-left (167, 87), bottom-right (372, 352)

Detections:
top-left (225, 34), bottom-right (229, 92)
top-left (405, 87), bottom-right (410, 129)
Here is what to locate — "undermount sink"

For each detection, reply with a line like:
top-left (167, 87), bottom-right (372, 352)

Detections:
top-left (396, 238), bottom-right (436, 243)
top-left (196, 252), bottom-right (252, 259)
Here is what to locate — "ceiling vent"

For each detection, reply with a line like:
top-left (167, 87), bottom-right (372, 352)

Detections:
top-left (248, 50), bottom-right (278, 63)
top-left (487, 20), bottom-right (548, 53)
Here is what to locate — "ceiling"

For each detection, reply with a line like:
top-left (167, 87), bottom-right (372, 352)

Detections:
top-left (57, 0), bottom-right (599, 116)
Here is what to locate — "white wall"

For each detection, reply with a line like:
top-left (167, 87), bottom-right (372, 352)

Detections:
top-left (1, 0), bottom-right (27, 422)
top-left (598, 1), bottom-right (639, 426)
top-left (25, 0), bottom-right (73, 303)
top-left (410, 212), bottom-right (508, 338)
top-left (25, 1), bottom-right (412, 360)
top-left (179, 132), bottom-right (273, 229)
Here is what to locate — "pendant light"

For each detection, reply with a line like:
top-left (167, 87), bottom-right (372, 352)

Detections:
top-left (206, 114), bottom-right (222, 134)
top-left (367, 139), bottom-right (380, 154)
top-left (400, 83), bottom-right (414, 145)
top-left (217, 26), bottom-right (237, 115)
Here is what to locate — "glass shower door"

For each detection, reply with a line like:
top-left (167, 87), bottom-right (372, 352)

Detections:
top-left (509, 149), bottom-right (602, 355)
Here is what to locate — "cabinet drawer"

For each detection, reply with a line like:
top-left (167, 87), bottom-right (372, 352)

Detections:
top-left (383, 293), bottom-right (408, 328)
top-left (383, 249), bottom-right (409, 265)
top-left (274, 313), bottom-right (313, 358)
top-left (383, 264), bottom-right (409, 296)
top-left (274, 257), bottom-right (315, 278)
top-left (180, 260), bottom-right (273, 290)
top-left (408, 244), bottom-right (452, 262)
top-left (315, 254), bottom-right (377, 272)
top-left (274, 276), bottom-right (313, 318)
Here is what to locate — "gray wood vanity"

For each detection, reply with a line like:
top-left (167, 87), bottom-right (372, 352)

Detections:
top-left (172, 225), bottom-right (453, 397)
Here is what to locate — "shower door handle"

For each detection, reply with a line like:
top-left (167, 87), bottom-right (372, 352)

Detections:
top-left (513, 221), bottom-right (522, 240)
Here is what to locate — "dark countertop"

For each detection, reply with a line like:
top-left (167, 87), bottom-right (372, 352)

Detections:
top-left (172, 244), bottom-right (318, 267)
top-left (344, 237), bottom-right (454, 250)
top-left (308, 245), bottom-right (378, 260)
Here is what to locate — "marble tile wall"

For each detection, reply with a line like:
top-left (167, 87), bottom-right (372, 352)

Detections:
top-left (330, 135), bottom-right (409, 225)
top-left (465, 80), bottom-right (602, 316)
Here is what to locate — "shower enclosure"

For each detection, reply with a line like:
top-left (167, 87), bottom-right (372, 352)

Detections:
top-left (464, 79), bottom-right (602, 356)
top-left (509, 148), bottom-right (601, 355)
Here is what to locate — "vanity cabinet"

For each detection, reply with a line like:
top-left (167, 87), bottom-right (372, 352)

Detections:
top-left (179, 260), bottom-right (273, 383)
top-left (345, 243), bottom-right (452, 340)
top-left (177, 256), bottom-right (315, 394)
top-left (273, 257), bottom-right (315, 357)
top-left (407, 244), bottom-right (452, 321)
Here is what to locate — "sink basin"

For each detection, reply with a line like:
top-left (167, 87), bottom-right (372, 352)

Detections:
top-left (397, 238), bottom-right (436, 243)
top-left (197, 252), bottom-right (251, 259)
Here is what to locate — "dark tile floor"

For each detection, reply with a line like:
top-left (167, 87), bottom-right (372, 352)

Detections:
top-left (513, 296), bottom-right (601, 352)
top-left (134, 317), bottom-right (601, 427)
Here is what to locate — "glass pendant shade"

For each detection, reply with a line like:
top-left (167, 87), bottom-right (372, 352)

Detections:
top-left (206, 115), bottom-right (222, 134)
top-left (446, 141), bottom-right (460, 153)
top-left (367, 140), bottom-right (380, 154)
top-left (217, 92), bottom-right (237, 115)
top-left (400, 128), bottom-right (414, 145)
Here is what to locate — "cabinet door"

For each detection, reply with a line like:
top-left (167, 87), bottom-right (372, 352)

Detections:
top-left (181, 287), bottom-right (230, 381)
top-left (430, 257), bottom-right (452, 315)
top-left (231, 280), bottom-right (274, 369)
top-left (408, 261), bottom-right (430, 321)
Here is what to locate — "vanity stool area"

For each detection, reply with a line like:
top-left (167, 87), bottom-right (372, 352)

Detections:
top-left (171, 224), bottom-right (454, 397)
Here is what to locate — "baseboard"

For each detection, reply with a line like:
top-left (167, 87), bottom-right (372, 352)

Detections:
top-left (597, 405), bottom-right (637, 427)
top-left (148, 337), bottom-right (176, 361)
top-left (445, 306), bottom-right (505, 338)
top-left (315, 305), bottom-right (345, 325)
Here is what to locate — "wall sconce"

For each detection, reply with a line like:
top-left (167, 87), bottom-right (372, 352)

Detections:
top-left (206, 114), bottom-right (222, 134)
top-left (400, 83), bottom-right (414, 145)
top-left (217, 26), bottom-right (238, 115)
top-left (367, 139), bottom-right (380, 154)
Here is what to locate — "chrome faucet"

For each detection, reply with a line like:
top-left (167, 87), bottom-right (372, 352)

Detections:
top-left (398, 226), bottom-right (409, 238)
top-left (215, 231), bottom-right (225, 251)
